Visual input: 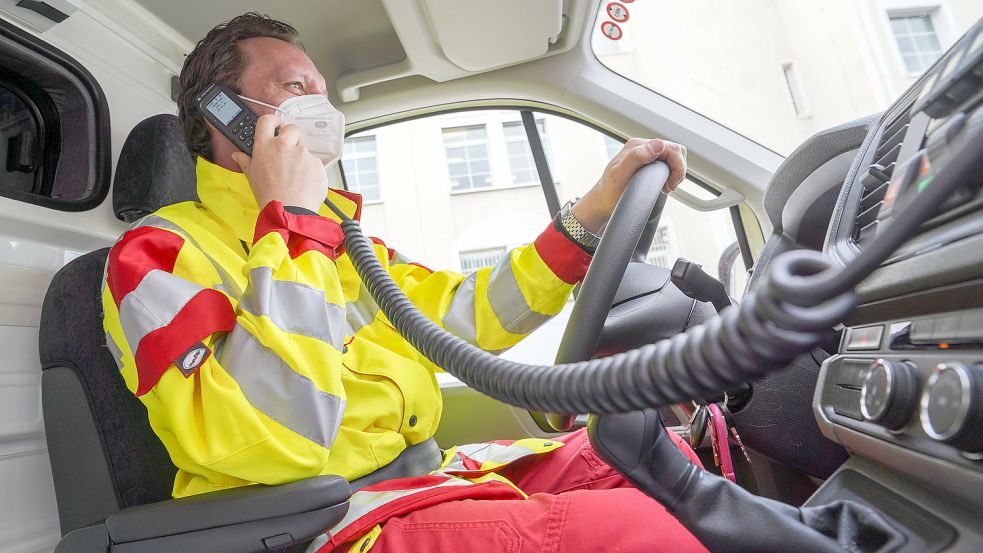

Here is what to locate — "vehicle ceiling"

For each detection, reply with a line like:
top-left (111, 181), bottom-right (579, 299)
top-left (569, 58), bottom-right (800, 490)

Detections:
top-left (118, 0), bottom-right (781, 232)
top-left (132, 0), bottom-right (581, 106)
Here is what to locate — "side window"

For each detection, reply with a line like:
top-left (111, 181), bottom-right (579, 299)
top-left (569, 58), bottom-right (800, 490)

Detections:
top-left (337, 109), bottom-right (752, 362)
top-left (0, 20), bottom-right (109, 210)
top-left (339, 110), bottom-right (554, 276)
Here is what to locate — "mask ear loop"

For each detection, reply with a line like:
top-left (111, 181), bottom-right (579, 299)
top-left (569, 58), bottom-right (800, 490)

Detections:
top-left (239, 95), bottom-right (280, 112)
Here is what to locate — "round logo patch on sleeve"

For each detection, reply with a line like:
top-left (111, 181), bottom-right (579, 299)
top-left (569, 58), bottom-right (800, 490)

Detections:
top-left (176, 342), bottom-right (211, 377)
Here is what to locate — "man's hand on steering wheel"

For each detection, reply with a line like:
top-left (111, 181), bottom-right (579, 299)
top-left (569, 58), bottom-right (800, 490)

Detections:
top-left (572, 138), bottom-right (688, 234)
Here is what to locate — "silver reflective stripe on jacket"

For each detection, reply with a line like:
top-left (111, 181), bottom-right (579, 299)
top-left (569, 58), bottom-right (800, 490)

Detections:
top-left (346, 285), bottom-right (380, 335)
top-left (441, 272), bottom-right (478, 345)
top-left (118, 269), bottom-right (204, 354)
top-left (451, 442), bottom-right (540, 468)
top-left (239, 267), bottom-right (347, 352)
top-left (390, 249), bottom-right (416, 267)
top-left (221, 325), bottom-right (345, 448)
top-left (326, 476), bottom-right (473, 537)
top-left (105, 332), bottom-right (125, 369)
top-left (486, 254), bottom-right (552, 335)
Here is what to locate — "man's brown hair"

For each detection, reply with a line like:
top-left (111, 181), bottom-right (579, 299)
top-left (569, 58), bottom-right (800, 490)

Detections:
top-left (177, 12), bottom-right (299, 160)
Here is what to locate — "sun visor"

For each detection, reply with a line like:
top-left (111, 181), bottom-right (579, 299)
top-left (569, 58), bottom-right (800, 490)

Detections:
top-left (422, 0), bottom-right (563, 72)
top-left (337, 0), bottom-right (582, 101)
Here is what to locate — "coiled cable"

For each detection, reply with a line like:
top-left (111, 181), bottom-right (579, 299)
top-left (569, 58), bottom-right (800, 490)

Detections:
top-left (326, 120), bottom-right (982, 414)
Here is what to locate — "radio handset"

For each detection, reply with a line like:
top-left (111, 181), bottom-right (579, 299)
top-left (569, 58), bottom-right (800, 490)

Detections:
top-left (195, 82), bottom-right (259, 156)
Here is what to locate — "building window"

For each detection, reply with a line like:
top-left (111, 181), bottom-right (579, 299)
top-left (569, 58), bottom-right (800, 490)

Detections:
top-left (443, 125), bottom-right (492, 191)
top-left (459, 246), bottom-right (507, 274)
top-left (781, 62), bottom-right (810, 118)
top-left (503, 119), bottom-right (547, 185)
top-left (644, 224), bottom-right (677, 268)
top-left (889, 12), bottom-right (943, 74)
top-left (603, 135), bottom-right (623, 159)
top-left (342, 136), bottom-right (381, 201)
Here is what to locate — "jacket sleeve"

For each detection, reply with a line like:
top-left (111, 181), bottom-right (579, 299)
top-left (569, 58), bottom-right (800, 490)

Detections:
top-left (380, 218), bottom-right (593, 354)
top-left (102, 201), bottom-right (348, 487)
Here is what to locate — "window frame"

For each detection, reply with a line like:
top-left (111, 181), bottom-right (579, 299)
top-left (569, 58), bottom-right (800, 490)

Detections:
top-left (886, 9), bottom-right (945, 75)
top-left (0, 18), bottom-right (110, 211)
top-left (435, 110), bottom-right (553, 196)
top-left (502, 117), bottom-right (548, 186)
top-left (779, 61), bottom-right (811, 119)
top-left (441, 122), bottom-right (495, 192)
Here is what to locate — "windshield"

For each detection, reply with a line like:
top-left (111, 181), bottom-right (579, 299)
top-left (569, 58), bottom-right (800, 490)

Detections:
top-left (592, 1), bottom-right (983, 155)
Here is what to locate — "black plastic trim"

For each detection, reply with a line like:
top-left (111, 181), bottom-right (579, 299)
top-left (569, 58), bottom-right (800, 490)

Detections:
top-left (0, 17), bottom-right (111, 212)
top-left (522, 109), bottom-right (561, 216)
top-left (15, 1), bottom-right (69, 23)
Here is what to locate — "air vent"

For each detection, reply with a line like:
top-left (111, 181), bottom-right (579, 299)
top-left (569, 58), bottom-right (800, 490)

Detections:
top-left (852, 107), bottom-right (913, 246)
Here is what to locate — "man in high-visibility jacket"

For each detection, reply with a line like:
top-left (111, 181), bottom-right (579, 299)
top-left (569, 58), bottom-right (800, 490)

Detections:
top-left (103, 12), bottom-right (706, 553)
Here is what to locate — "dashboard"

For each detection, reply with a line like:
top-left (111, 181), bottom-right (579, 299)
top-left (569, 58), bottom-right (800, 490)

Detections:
top-left (813, 16), bottom-right (983, 553)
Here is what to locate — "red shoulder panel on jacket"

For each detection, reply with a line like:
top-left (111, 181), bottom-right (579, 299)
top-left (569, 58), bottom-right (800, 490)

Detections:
top-left (107, 226), bottom-right (185, 308)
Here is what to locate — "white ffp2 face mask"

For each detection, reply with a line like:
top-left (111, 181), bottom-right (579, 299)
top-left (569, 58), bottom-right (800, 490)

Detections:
top-left (240, 94), bottom-right (346, 167)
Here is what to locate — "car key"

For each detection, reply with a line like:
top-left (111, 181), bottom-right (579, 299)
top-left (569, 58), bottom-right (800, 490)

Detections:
top-left (687, 404), bottom-right (709, 449)
top-left (718, 402), bottom-right (752, 464)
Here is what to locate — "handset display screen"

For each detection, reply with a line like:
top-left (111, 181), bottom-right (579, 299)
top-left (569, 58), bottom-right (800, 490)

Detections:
top-left (206, 91), bottom-right (242, 125)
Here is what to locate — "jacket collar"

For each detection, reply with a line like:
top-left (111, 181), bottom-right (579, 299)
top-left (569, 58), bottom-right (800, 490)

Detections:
top-left (195, 157), bottom-right (362, 245)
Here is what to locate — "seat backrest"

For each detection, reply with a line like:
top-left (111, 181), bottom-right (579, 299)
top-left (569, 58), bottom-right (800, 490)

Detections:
top-left (39, 114), bottom-right (198, 535)
top-left (40, 249), bottom-right (177, 534)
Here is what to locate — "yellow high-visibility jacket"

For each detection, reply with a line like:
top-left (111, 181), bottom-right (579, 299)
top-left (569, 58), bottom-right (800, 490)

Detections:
top-left (102, 158), bottom-right (593, 498)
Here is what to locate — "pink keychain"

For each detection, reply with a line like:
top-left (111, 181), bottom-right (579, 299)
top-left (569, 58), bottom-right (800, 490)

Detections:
top-left (708, 402), bottom-right (737, 483)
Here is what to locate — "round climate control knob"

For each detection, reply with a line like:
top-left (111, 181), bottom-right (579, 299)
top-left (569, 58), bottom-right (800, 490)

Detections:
top-left (860, 359), bottom-right (919, 431)
top-left (920, 362), bottom-right (983, 452)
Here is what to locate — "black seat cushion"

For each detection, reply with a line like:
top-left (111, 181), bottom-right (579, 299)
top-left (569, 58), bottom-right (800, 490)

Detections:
top-left (112, 114), bottom-right (198, 223)
top-left (40, 248), bottom-right (176, 532)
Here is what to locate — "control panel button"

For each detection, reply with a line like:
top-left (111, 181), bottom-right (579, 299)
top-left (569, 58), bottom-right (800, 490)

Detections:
top-left (844, 325), bottom-right (884, 351)
top-left (920, 362), bottom-right (983, 452)
top-left (860, 359), bottom-right (919, 431)
top-left (830, 385), bottom-right (863, 421)
top-left (910, 311), bottom-right (983, 345)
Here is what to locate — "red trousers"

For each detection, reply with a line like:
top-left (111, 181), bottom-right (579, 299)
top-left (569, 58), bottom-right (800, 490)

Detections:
top-left (360, 429), bottom-right (709, 553)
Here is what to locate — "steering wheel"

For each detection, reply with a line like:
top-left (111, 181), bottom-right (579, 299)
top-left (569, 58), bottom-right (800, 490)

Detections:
top-left (536, 162), bottom-right (671, 432)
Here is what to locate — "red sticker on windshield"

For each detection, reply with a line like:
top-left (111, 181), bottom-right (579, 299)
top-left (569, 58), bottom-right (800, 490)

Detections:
top-left (601, 21), bottom-right (623, 40)
top-left (607, 2), bottom-right (630, 22)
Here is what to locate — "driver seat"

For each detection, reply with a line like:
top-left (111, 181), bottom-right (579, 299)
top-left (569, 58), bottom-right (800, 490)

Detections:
top-left (38, 114), bottom-right (442, 553)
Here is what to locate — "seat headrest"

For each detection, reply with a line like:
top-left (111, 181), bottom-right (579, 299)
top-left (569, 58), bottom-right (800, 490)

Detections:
top-left (113, 114), bottom-right (198, 223)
